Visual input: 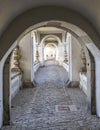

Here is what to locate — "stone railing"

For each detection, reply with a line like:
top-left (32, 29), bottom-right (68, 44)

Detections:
top-left (62, 62), bottom-right (69, 72)
top-left (79, 72), bottom-right (87, 95)
top-left (10, 72), bottom-right (22, 99)
top-left (34, 62), bottom-right (40, 74)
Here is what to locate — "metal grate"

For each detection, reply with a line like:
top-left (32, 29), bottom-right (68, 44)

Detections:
top-left (55, 105), bottom-right (77, 112)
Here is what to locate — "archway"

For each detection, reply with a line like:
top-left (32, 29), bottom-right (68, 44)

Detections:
top-left (3, 54), bottom-right (11, 125)
top-left (0, 6), bottom-right (100, 60)
top-left (1, 22), bottom-right (97, 125)
top-left (0, 7), bottom-right (100, 127)
top-left (44, 43), bottom-right (57, 61)
top-left (1, 42), bottom-right (23, 126)
top-left (1, 22), bottom-right (96, 125)
top-left (40, 34), bottom-right (61, 64)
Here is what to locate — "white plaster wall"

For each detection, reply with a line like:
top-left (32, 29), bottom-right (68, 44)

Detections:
top-left (10, 72), bottom-right (22, 99)
top-left (0, 63), bottom-right (3, 128)
top-left (38, 44), bottom-right (43, 64)
top-left (34, 63), bottom-right (41, 74)
top-left (63, 62), bottom-right (69, 72)
top-left (31, 35), bottom-right (35, 82)
top-left (44, 46), bottom-right (56, 60)
top-left (70, 35), bottom-right (82, 81)
top-left (57, 44), bottom-right (64, 65)
top-left (19, 33), bottom-right (32, 82)
top-left (86, 43), bottom-right (100, 117)
top-left (9, 48), bottom-right (22, 99)
top-left (39, 44), bottom-right (61, 64)
top-left (0, 41), bottom-right (17, 127)
top-left (79, 73), bottom-right (87, 94)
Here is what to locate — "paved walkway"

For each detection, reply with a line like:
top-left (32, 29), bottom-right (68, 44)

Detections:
top-left (1, 63), bottom-right (100, 130)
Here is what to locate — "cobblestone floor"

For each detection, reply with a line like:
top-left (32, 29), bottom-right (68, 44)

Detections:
top-left (1, 63), bottom-right (100, 130)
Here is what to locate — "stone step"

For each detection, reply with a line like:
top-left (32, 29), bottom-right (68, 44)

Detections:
top-left (1, 125), bottom-right (99, 130)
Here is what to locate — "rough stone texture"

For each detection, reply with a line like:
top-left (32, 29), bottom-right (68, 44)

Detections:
top-left (1, 62), bottom-right (100, 130)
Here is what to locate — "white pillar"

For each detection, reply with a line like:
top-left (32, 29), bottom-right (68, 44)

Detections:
top-left (31, 35), bottom-right (34, 82)
top-left (42, 46), bottom-right (44, 65)
top-left (38, 44), bottom-right (44, 65)
top-left (0, 41), bottom-right (17, 127)
top-left (69, 35), bottom-right (82, 86)
top-left (19, 32), bottom-right (32, 84)
top-left (86, 43), bottom-right (100, 117)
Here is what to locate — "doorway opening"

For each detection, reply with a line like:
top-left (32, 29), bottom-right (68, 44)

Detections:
top-left (2, 21), bottom-right (99, 129)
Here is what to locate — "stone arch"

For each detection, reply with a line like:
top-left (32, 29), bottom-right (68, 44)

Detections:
top-left (56, 26), bottom-right (96, 114)
top-left (0, 41), bottom-right (18, 127)
top-left (44, 42), bottom-right (58, 61)
top-left (88, 49), bottom-right (96, 114)
top-left (3, 54), bottom-right (11, 125)
top-left (2, 43), bottom-right (23, 126)
top-left (38, 34), bottom-right (61, 63)
top-left (44, 42), bottom-right (58, 51)
top-left (40, 34), bottom-right (61, 62)
top-left (1, 22), bottom-right (97, 126)
top-left (0, 6), bottom-right (100, 60)
top-left (40, 34), bottom-right (62, 46)
top-left (0, 6), bottom-right (100, 127)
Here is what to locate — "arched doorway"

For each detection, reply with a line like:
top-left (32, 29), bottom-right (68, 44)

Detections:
top-left (1, 21), bottom-right (97, 126)
top-left (3, 54), bottom-right (11, 125)
top-left (44, 43), bottom-right (57, 61)
top-left (0, 7), bottom-right (100, 127)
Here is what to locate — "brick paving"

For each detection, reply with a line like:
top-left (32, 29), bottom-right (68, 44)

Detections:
top-left (1, 63), bottom-right (100, 130)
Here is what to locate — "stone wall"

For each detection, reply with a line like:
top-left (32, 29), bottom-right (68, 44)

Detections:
top-left (69, 34), bottom-right (82, 86)
top-left (10, 72), bottom-right (22, 99)
top-left (19, 33), bottom-right (33, 83)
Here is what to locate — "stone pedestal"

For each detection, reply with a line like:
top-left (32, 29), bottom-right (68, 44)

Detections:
top-left (22, 81), bottom-right (35, 88)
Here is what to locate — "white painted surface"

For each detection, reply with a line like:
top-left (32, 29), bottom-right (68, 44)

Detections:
top-left (86, 43), bottom-right (100, 117)
top-left (38, 44), bottom-right (44, 65)
top-left (10, 72), bottom-right (22, 99)
top-left (0, 41), bottom-right (17, 127)
top-left (58, 45), bottom-right (64, 65)
top-left (0, 1), bottom-right (100, 39)
top-left (63, 62), bottom-right (69, 72)
top-left (31, 36), bottom-right (34, 82)
top-left (69, 35), bottom-right (82, 82)
top-left (19, 33), bottom-right (32, 82)
top-left (44, 44), bottom-right (56, 60)
top-left (79, 73), bottom-right (87, 95)
top-left (34, 63), bottom-right (40, 74)
top-left (0, 64), bottom-right (3, 128)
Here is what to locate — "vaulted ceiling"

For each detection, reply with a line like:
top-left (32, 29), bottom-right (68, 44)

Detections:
top-left (0, 0), bottom-right (100, 40)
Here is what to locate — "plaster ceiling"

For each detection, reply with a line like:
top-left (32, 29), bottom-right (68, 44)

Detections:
top-left (46, 44), bottom-right (55, 48)
top-left (0, 0), bottom-right (100, 36)
top-left (46, 37), bottom-right (57, 41)
top-left (36, 27), bottom-right (64, 33)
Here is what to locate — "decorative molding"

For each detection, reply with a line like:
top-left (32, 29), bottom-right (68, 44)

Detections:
top-left (80, 49), bottom-right (87, 72)
top-left (11, 46), bottom-right (21, 72)
top-left (64, 44), bottom-right (68, 63)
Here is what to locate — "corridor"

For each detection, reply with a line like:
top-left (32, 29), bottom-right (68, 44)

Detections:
top-left (2, 64), bottom-right (100, 130)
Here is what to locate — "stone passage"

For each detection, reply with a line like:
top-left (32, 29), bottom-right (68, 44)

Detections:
top-left (2, 64), bottom-right (100, 130)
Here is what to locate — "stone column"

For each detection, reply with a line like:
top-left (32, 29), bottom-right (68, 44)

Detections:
top-left (11, 46), bottom-right (21, 72)
top-left (42, 46), bottom-right (44, 65)
top-left (3, 55), bottom-right (11, 125)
